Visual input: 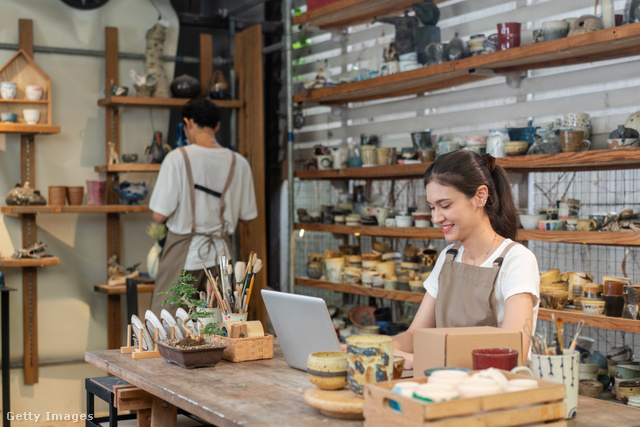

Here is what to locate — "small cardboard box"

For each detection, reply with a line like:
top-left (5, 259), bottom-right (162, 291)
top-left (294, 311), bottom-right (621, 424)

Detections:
top-left (413, 326), bottom-right (522, 378)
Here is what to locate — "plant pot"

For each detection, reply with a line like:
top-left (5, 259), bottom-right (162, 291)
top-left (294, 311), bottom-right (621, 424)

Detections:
top-left (156, 338), bottom-right (226, 369)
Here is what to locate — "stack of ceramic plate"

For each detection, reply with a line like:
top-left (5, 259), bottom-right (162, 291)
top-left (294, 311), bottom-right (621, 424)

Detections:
top-left (626, 394), bottom-right (640, 407)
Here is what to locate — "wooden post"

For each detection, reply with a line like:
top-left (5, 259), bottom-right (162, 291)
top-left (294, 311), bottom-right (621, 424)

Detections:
top-left (234, 26), bottom-right (267, 328)
top-left (199, 34), bottom-right (213, 96)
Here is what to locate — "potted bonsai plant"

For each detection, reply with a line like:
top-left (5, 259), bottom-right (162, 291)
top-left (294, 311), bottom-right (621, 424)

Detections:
top-left (155, 271), bottom-right (226, 368)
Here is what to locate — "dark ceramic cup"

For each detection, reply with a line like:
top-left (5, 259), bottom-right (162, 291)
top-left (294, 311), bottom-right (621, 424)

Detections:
top-left (472, 348), bottom-right (519, 370)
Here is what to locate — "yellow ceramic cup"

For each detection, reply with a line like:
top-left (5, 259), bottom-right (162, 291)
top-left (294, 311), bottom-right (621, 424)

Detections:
top-left (346, 334), bottom-right (394, 395)
top-left (307, 351), bottom-right (348, 390)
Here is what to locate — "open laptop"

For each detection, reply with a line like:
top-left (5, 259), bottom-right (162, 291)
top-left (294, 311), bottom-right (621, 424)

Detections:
top-left (262, 289), bottom-right (341, 371)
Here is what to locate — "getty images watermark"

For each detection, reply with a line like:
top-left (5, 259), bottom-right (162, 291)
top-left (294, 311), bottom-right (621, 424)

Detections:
top-left (7, 412), bottom-right (94, 422)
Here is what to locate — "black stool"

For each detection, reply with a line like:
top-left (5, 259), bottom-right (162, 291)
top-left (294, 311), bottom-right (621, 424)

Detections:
top-left (85, 376), bottom-right (137, 427)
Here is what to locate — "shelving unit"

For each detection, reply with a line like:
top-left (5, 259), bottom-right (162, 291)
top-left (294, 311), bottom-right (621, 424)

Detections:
top-left (0, 19), bottom-right (61, 385)
top-left (97, 25), bottom-right (267, 349)
top-left (287, 1), bottom-right (640, 332)
top-left (296, 277), bottom-right (423, 303)
top-left (294, 22), bottom-right (640, 104)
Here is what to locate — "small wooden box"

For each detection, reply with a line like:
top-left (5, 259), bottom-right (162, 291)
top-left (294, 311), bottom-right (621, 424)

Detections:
top-left (210, 333), bottom-right (274, 363)
top-left (363, 372), bottom-right (567, 426)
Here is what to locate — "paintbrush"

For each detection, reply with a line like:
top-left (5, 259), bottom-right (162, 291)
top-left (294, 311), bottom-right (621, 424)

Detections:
top-left (569, 320), bottom-right (585, 352)
top-left (556, 317), bottom-right (563, 353)
top-left (243, 258), bottom-right (263, 313)
top-left (203, 264), bottom-right (226, 313)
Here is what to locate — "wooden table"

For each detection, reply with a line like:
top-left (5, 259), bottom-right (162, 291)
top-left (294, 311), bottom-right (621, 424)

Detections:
top-left (85, 344), bottom-right (639, 427)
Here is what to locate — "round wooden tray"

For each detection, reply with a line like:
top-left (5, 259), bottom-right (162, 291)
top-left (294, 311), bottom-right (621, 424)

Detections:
top-left (304, 387), bottom-right (364, 420)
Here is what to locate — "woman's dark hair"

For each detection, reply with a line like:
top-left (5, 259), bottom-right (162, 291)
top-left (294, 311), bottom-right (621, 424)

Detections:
top-left (424, 150), bottom-right (518, 240)
top-left (182, 97), bottom-right (221, 130)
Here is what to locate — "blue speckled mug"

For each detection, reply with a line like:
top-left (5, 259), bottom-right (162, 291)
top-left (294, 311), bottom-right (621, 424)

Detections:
top-left (346, 334), bottom-right (393, 395)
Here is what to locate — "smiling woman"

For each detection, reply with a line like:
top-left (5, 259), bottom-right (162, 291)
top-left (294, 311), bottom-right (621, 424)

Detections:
top-left (393, 151), bottom-right (540, 369)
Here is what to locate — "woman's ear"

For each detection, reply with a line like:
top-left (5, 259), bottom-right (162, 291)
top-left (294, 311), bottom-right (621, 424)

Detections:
top-left (475, 185), bottom-right (489, 207)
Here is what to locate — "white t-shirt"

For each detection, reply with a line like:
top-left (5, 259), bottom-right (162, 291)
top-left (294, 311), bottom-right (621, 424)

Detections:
top-left (424, 239), bottom-right (540, 329)
top-left (149, 145), bottom-right (258, 270)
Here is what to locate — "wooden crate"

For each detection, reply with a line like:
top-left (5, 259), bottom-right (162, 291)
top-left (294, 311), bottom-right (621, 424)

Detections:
top-left (210, 333), bottom-right (274, 362)
top-left (363, 372), bottom-right (567, 427)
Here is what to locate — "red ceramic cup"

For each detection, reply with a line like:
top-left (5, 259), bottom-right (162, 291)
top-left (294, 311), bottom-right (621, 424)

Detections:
top-left (497, 22), bottom-right (521, 50)
top-left (472, 348), bottom-right (519, 370)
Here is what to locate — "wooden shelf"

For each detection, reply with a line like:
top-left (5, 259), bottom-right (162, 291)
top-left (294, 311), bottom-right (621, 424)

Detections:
top-left (295, 223), bottom-right (640, 246)
top-left (94, 282), bottom-right (155, 295)
top-left (1, 205), bottom-right (151, 214)
top-left (0, 123), bottom-right (60, 134)
top-left (0, 257), bottom-right (60, 268)
top-left (0, 99), bottom-right (48, 104)
top-left (294, 23), bottom-right (640, 104)
top-left (538, 308), bottom-right (640, 334)
top-left (295, 148), bottom-right (640, 179)
top-left (292, 0), bottom-right (445, 29)
top-left (295, 222), bottom-right (444, 239)
top-left (295, 277), bottom-right (424, 302)
top-left (97, 95), bottom-right (242, 109)
top-left (95, 164), bottom-right (161, 173)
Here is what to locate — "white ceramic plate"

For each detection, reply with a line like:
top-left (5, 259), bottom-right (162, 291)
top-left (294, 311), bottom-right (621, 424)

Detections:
top-left (160, 309), bottom-right (183, 339)
top-left (145, 310), bottom-right (167, 342)
top-left (131, 314), bottom-right (154, 350)
top-left (175, 307), bottom-right (196, 337)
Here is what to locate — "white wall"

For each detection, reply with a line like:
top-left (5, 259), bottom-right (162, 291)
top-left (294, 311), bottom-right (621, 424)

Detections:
top-left (0, 0), bottom-right (178, 419)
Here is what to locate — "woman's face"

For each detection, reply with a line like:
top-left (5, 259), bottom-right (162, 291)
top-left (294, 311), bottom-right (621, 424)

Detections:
top-left (426, 181), bottom-right (482, 243)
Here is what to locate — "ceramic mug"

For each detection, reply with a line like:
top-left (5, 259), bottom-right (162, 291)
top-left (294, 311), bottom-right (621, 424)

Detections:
top-left (436, 140), bottom-right (457, 156)
top-left (25, 85), bottom-right (43, 101)
top-left (384, 218), bottom-right (396, 227)
top-left (565, 219), bottom-right (578, 231)
top-left (22, 109), bottom-right (40, 125)
top-left (376, 147), bottom-right (391, 166)
top-left (425, 42), bottom-right (447, 64)
top-left (562, 112), bottom-right (591, 139)
top-left (0, 81), bottom-right (17, 100)
top-left (346, 334), bottom-right (394, 395)
top-left (542, 20), bottom-right (570, 41)
top-left (86, 180), bottom-right (106, 206)
top-left (315, 154), bottom-right (333, 170)
top-left (360, 146), bottom-right (377, 166)
top-left (497, 22), bottom-right (521, 50)
top-left (325, 257), bottom-right (344, 283)
top-left (472, 348), bottom-right (519, 370)
top-left (560, 130), bottom-right (591, 152)
top-left (529, 350), bottom-right (579, 419)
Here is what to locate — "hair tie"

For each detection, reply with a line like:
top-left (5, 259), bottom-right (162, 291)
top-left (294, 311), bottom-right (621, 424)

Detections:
top-left (483, 153), bottom-right (496, 172)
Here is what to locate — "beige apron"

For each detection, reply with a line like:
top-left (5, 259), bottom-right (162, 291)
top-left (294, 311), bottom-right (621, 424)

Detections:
top-left (435, 241), bottom-right (518, 328)
top-left (150, 147), bottom-right (237, 315)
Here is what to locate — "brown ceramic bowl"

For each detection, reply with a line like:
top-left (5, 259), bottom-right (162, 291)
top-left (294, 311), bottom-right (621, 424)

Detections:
top-left (540, 291), bottom-right (569, 310)
top-left (349, 306), bottom-right (376, 328)
top-left (393, 356), bottom-right (405, 380)
top-left (579, 379), bottom-right (604, 398)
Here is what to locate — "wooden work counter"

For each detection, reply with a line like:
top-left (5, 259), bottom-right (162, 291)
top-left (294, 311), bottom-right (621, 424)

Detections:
top-left (85, 343), bottom-right (639, 426)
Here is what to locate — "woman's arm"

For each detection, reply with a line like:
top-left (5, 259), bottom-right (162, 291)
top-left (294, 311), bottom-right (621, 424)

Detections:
top-left (393, 292), bottom-right (437, 369)
top-left (502, 293), bottom-right (535, 364)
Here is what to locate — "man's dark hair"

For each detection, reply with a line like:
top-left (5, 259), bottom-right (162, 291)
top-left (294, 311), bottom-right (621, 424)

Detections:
top-left (181, 97), bottom-right (221, 130)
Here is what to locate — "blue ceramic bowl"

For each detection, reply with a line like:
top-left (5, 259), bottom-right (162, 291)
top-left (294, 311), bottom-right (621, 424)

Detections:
top-left (508, 126), bottom-right (539, 145)
top-left (0, 112), bottom-right (18, 123)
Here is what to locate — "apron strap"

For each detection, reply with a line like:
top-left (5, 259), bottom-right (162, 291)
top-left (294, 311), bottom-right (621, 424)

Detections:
top-left (492, 241), bottom-right (519, 268)
top-left (445, 243), bottom-right (462, 260)
top-left (178, 147), bottom-right (197, 233)
top-left (218, 152), bottom-right (237, 251)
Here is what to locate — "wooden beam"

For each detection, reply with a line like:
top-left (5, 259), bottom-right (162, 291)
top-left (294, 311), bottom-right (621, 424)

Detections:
top-left (234, 26), bottom-right (267, 329)
top-left (199, 34), bottom-right (213, 96)
top-left (22, 267), bottom-right (37, 384)
top-left (18, 19), bottom-right (33, 57)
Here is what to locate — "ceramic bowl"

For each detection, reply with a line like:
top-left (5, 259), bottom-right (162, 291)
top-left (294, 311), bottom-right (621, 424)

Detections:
top-left (121, 153), bottom-right (138, 163)
top-left (307, 351), bottom-right (348, 390)
top-left (413, 383), bottom-right (459, 402)
top-left (578, 379), bottom-right (604, 398)
top-left (504, 140), bottom-right (529, 156)
top-left (409, 280), bottom-right (425, 294)
top-left (582, 300), bottom-right (605, 315)
top-left (540, 291), bottom-right (569, 310)
top-left (615, 364), bottom-right (640, 380)
top-left (0, 112), bottom-right (18, 123)
top-left (579, 363), bottom-right (599, 381)
top-left (618, 380), bottom-right (640, 404)
top-left (537, 219), bottom-right (565, 230)
top-left (608, 138), bottom-right (639, 149)
top-left (349, 306), bottom-right (376, 328)
top-left (519, 214), bottom-right (546, 230)
top-left (395, 215), bottom-right (413, 227)
top-left (155, 339), bottom-right (226, 369)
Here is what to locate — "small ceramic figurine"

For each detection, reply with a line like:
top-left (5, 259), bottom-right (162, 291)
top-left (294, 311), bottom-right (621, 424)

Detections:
top-left (113, 181), bottom-right (148, 205)
top-left (108, 141), bottom-right (120, 165)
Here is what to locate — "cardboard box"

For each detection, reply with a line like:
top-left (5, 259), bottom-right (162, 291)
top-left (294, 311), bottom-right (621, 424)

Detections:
top-left (413, 326), bottom-right (522, 378)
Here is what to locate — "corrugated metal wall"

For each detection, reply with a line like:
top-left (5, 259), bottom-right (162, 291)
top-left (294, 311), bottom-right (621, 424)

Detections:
top-left (286, 0), bottom-right (640, 356)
